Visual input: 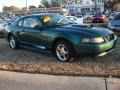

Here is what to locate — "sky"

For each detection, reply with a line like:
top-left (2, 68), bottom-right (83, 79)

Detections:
top-left (0, 0), bottom-right (41, 12)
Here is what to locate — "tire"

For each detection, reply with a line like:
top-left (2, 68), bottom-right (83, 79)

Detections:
top-left (54, 40), bottom-right (75, 62)
top-left (9, 35), bottom-right (19, 49)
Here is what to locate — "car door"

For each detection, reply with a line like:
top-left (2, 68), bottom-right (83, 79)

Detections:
top-left (18, 17), bottom-right (51, 49)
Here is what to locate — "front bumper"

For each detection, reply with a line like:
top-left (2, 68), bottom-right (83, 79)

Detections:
top-left (74, 35), bottom-right (117, 56)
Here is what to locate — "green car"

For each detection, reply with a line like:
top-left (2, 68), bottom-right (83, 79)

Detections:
top-left (5, 14), bottom-right (117, 62)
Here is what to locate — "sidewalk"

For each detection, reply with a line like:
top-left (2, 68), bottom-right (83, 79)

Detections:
top-left (0, 71), bottom-right (119, 90)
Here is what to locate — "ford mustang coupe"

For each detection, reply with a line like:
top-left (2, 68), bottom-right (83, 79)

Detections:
top-left (5, 14), bottom-right (117, 62)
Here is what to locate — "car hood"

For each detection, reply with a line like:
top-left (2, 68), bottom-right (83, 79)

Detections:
top-left (110, 20), bottom-right (120, 26)
top-left (56, 24), bottom-right (113, 37)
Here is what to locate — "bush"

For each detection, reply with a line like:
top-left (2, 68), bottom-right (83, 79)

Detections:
top-left (99, 23), bottom-right (108, 28)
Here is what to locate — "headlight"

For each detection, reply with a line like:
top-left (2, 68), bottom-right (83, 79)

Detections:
top-left (81, 37), bottom-right (104, 43)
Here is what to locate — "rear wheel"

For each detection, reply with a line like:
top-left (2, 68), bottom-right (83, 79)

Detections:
top-left (54, 40), bottom-right (75, 62)
top-left (9, 35), bottom-right (19, 49)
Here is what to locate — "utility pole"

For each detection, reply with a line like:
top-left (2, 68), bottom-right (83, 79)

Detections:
top-left (95, 0), bottom-right (97, 14)
top-left (74, 0), bottom-right (76, 16)
top-left (103, 0), bottom-right (106, 13)
top-left (26, 0), bottom-right (28, 15)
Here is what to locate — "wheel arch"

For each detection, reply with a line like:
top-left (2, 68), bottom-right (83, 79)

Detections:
top-left (7, 33), bottom-right (14, 41)
top-left (7, 33), bottom-right (19, 42)
top-left (52, 37), bottom-right (76, 55)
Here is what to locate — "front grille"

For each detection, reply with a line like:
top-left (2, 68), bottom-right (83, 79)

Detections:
top-left (104, 34), bottom-right (114, 41)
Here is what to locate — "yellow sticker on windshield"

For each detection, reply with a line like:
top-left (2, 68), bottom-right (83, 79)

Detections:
top-left (43, 17), bottom-right (51, 23)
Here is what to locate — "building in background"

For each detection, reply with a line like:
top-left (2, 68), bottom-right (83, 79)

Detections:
top-left (1, 0), bottom-right (115, 16)
top-left (12, 7), bottom-right (67, 16)
top-left (65, 0), bottom-right (105, 15)
top-left (64, 0), bottom-right (93, 4)
top-left (0, 12), bottom-right (14, 19)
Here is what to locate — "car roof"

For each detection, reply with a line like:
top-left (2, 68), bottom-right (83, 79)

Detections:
top-left (25, 13), bottom-right (60, 18)
top-left (14, 13), bottom-right (61, 25)
top-left (65, 16), bottom-right (75, 17)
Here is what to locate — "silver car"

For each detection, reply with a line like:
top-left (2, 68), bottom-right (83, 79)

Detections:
top-left (108, 12), bottom-right (120, 31)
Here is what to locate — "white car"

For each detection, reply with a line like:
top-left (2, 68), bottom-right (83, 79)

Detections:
top-left (83, 14), bottom-right (94, 23)
top-left (108, 12), bottom-right (120, 31)
top-left (83, 13), bottom-right (94, 19)
top-left (65, 16), bottom-right (83, 24)
top-left (0, 21), bottom-right (6, 31)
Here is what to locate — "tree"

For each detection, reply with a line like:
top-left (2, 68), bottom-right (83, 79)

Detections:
top-left (38, 5), bottom-right (44, 8)
top-left (9, 6), bottom-right (20, 11)
top-left (29, 5), bottom-right (36, 10)
top-left (113, 0), bottom-right (120, 10)
top-left (3, 6), bottom-right (20, 12)
top-left (115, 0), bottom-right (120, 3)
top-left (50, 0), bottom-right (61, 7)
top-left (50, 0), bottom-right (67, 7)
top-left (3, 6), bottom-right (10, 11)
top-left (104, 0), bottom-right (120, 9)
top-left (41, 0), bottom-right (51, 8)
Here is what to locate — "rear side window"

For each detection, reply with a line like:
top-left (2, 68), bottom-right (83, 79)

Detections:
top-left (23, 17), bottom-right (41, 28)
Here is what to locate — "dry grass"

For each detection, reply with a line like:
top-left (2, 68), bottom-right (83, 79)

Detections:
top-left (0, 38), bottom-right (120, 77)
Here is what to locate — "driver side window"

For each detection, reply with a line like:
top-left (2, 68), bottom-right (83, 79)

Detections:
top-left (23, 17), bottom-right (41, 28)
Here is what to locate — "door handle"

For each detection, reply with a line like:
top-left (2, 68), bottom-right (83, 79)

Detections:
top-left (22, 30), bottom-right (25, 32)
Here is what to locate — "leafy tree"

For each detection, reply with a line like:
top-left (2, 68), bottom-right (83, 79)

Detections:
top-left (9, 6), bottom-right (20, 11)
top-left (3, 6), bottom-right (20, 12)
top-left (104, 0), bottom-right (120, 10)
top-left (50, 0), bottom-right (67, 7)
top-left (41, 0), bottom-right (51, 8)
top-left (115, 0), bottom-right (120, 3)
top-left (50, 0), bottom-right (61, 7)
top-left (38, 5), bottom-right (44, 8)
top-left (29, 5), bottom-right (36, 10)
top-left (41, 0), bottom-right (66, 8)
top-left (3, 6), bottom-right (10, 11)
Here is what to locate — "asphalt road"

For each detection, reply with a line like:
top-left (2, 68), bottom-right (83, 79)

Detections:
top-left (0, 71), bottom-right (120, 90)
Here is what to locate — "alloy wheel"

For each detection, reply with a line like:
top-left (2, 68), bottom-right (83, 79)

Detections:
top-left (56, 44), bottom-right (68, 61)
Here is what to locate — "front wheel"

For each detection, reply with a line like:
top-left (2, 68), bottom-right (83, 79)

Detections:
top-left (54, 41), bottom-right (75, 62)
top-left (9, 35), bottom-right (19, 49)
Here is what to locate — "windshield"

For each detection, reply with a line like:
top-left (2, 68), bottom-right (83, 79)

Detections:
top-left (41, 14), bottom-right (74, 27)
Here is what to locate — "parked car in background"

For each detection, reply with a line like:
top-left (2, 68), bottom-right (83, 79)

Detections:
top-left (108, 12), bottom-right (120, 32)
top-left (5, 13), bottom-right (117, 62)
top-left (0, 20), bottom-right (6, 31)
top-left (109, 12), bottom-right (120, 19)
top-left (0, 23), bottom-right (5, 31)
top-left (65, 16), bottom-right (83, 24)
top-left (83, 13), bottom-right (94, 23)
top-left (92, 14), bottom-right (105, 23)
top-left (84, 13), bottom-right (94, 19)
top-left (109, 13), bottom-right (116, 20)
top-left (75, 15), bottom-right (83, 18)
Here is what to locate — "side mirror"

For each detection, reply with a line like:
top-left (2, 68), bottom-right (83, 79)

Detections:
top-left (8, 23), bottom-right (12, 26)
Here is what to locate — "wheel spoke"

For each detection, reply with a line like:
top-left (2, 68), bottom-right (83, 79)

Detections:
top-left (63, 48), bottom-right (68, 54)
top-left (9, 36), bottom-right (16, 49)
top-left (56, 44), bottom-right (68, 61)
top-left (57, 46), bottom-right (61, 51)
top-left (62, 54), bottom-right (67, 60)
